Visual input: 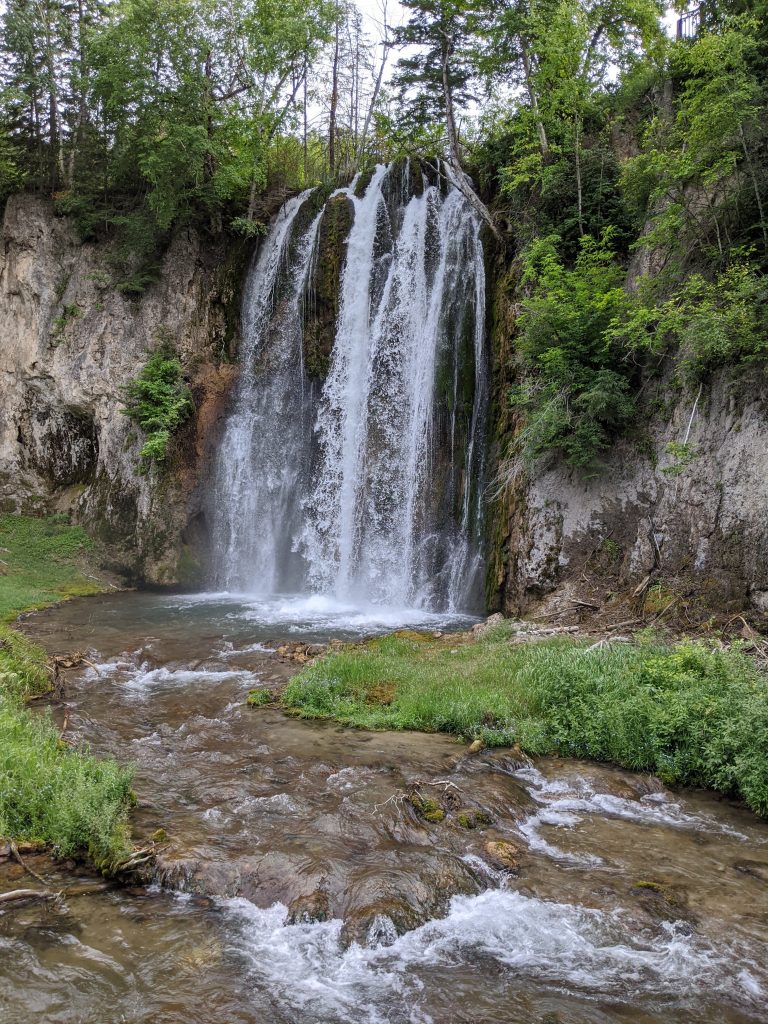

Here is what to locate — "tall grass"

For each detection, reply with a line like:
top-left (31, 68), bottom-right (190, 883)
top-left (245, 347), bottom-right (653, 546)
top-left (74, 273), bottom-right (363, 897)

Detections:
top-left (284, 630), bottom-right (768, 817)
top-left (0, 513), bottom-right (132, 864)
top-left (0, 697), bottom-right (133, 862)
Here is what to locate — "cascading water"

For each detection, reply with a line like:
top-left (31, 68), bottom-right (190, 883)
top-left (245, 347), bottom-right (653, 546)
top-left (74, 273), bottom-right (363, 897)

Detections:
top-left (212, 192), bottom-right (322, 593)
top-left (211, 162), bottom-right (487, 612)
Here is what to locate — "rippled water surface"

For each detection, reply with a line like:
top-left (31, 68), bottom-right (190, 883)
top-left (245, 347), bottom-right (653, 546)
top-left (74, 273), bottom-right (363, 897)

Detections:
top-left (3, 593), bottom-right (767, 1024)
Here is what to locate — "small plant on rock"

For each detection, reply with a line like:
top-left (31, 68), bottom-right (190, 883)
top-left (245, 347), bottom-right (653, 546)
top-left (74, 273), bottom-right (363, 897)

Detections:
top-left (122, 337), bottom-right (193, 472)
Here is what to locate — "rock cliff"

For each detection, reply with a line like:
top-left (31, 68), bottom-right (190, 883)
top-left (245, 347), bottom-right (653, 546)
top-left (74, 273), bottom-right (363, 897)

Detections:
top-left (0, 195), bottom-right (244, 583)
top-left (3, 193), bottom-right (767, 616)
top-left (488, 310), bottom-right (768, 622)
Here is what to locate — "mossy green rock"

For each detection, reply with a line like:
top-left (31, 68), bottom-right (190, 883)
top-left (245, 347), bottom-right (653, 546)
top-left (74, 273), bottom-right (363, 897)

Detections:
top-left (409, 793), bottom-right (445, 823)
top-left (303, 194), bottom-right (354, 379)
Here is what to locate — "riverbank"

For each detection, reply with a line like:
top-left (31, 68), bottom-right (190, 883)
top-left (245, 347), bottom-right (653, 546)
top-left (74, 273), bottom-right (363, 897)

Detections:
top-left (0, 513), bottom-right (133, 866)
top-left (283, 621), bottom-right (768, 818)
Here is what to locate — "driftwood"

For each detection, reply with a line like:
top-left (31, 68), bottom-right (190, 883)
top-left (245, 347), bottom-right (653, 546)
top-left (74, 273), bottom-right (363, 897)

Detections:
top-left (0, 889), bottom-right (58, 905)
top-left (0, 882), bottom-right (115, 907)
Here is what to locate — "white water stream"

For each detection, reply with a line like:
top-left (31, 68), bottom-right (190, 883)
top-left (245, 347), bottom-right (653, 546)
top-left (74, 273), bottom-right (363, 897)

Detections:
top-left (212, 163), bottom-right (487, 612)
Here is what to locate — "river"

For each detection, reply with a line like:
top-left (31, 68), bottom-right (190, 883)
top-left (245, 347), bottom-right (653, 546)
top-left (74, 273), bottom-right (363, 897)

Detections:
top-left (1, 592), bottom-right (766, 1024)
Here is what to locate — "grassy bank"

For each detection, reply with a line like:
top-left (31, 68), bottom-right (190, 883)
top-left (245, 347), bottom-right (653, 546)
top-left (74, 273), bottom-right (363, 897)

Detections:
top-left (0, 514), bottom-right (133, 865)
top-left (283, 627), bottom-right (768, 818)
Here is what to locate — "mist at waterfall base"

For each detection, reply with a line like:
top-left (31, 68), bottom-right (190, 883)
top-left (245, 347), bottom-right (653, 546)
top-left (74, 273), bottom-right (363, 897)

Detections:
top-left (208, 162), bottom-right (487, 631)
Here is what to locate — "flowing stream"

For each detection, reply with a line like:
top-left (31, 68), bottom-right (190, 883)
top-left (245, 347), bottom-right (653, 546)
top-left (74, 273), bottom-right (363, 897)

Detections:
top-left (2, 594), bottom-right (767, 1024)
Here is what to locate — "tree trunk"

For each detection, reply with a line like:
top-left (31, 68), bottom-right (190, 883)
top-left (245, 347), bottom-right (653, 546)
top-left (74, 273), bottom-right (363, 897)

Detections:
top-left (303, 70), bottom-right (308, 182)
top-left (521, 41), bottom-right (548, 157)
top-left (329, 20), bottom-right (340, 175)
top-left (739, 125), bottom-right (768, 253)
top-left (440, 36), bottom-right (502, 242)
top-left (356, 37), bottom-right (389, 168)
top-left (574, 116), bottom-right (584, 235)
top-left (66, 0), bottom-right (88, 190)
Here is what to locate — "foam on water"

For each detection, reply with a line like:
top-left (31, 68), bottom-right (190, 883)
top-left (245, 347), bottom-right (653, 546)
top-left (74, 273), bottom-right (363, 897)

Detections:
top-left (517, 766), bottom-right (751, 845)
top-left (85, 659), bottom-right (253, 698)
top-left (222, 889), bottom-right (765, 1023)
top-left (164, 589), bottom-right (475, 635)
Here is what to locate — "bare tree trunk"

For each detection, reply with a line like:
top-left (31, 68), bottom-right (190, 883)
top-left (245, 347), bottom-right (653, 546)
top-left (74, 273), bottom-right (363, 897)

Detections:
top-left (43, 9), bottom-right (62, 189)
top-left (303, 70), bottom-right (308, 182)
top-left (440, 36), bottom-right (501, 242)
top-left (329, 19), bottom-right (340, 175)
top-left (356, 38), bottom-right (389, 168)
top-left (574, 116), bottom-right (584, 235)
top-left (66, 0), bottom-right (88, 190)
top-left (521, 41), bottom-right (548, 157)
top-left (739, 125), bottom-right (768, 252)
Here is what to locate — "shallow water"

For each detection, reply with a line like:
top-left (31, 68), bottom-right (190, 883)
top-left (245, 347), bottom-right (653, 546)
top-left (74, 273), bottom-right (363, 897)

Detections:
top-left (3, 593), bottom-right (768, 1024)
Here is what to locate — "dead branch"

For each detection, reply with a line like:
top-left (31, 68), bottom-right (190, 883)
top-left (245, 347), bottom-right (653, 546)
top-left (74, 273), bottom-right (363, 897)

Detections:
top-left (10, 841), bottom-right (50, 886)
top-left (0, 889), bottom-right (58, 905)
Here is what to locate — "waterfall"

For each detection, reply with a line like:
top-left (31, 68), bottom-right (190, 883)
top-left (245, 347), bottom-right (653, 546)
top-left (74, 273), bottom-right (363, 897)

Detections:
top-left (211, 163), bottom-right (487, 612)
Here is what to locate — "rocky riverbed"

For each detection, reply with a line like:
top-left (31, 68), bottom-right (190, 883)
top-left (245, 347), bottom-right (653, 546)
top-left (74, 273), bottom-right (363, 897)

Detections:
top-left (2, 591), bottom-right (767, 1024)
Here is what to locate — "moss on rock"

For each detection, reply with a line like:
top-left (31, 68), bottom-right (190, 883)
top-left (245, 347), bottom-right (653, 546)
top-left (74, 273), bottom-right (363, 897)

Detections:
top-left (303, 194), bottom-right (354, 379)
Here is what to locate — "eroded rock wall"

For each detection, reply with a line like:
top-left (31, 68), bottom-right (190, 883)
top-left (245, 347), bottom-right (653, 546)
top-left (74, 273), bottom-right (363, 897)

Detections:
top-left (488, 299), bottom-right (768, 621)
top-left (0, 195), bottom-right (244, 583)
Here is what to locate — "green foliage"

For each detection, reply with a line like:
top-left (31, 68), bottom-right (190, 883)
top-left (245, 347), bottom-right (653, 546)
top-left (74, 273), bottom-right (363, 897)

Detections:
top-left (0, 628), bottom-right (50, 701)
top-left (511, 232), bottom-right (636, 467)
top-left (0, 513), bottom-right (132, 864)
top-left (662, 440), bottom-right (698, 476)
top-left (0, 696), bottom-right (133, 861)
top-left (1, 0), bottom-right (338, 277)
top-left (121, 342), bottom-right (193, 470)
top-left (622, 19), bottom-right (767, 263)
top-left (246, 687), bottom-right (274, 706)
top-left (230, 216), bottom-right (268, 239)
top-left (0, 512), bottom-right (101, 625)
top-left (50, 301), bottom-right (81, 344)
top-left (612, 263), bottom-right (768, 380)
top-left (284, 631), bottom-right (768, 817)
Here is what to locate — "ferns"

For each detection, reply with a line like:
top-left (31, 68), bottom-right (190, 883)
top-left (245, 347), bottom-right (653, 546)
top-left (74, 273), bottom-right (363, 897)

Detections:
top-left (122, 342), bottom-right (193, 471)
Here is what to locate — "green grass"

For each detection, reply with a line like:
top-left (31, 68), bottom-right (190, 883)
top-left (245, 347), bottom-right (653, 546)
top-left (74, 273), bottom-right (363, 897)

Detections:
top-left (0, 512), bottom-right (103, 624)
top-left (283, 628), bottom-right (768, 818)
top-left (0, 696), bottom-right (133, 863)
top-left (0, 513), bottom-right (133, 864)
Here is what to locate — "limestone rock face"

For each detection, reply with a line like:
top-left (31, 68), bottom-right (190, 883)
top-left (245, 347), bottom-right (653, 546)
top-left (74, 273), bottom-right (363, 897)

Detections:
top-left (0, 195), bottom-right (243, 583)
top-left (492, 372), bottom-right (768, 618)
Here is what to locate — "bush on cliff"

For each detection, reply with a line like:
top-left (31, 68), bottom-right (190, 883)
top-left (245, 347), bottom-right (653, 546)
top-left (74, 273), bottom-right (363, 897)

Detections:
top-left (122, 342), bottom-right (193, 471)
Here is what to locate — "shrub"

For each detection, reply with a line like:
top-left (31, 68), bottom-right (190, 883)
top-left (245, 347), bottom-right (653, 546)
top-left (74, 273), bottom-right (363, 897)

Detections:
top-left (611, 263), bottom-right (768, 380)
top-left (122, 340), bottom-right (193, 470)
top-left (510, 232), bottom-right (636, 468)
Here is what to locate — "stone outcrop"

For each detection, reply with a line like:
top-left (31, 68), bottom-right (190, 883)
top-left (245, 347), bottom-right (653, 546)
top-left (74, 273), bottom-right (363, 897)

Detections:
top-left (4, 190), bottom-right (768, 613)
top-left (0, 195), bottom-right (246, 583)
top-left (489, 365), bottom-right (768, 620)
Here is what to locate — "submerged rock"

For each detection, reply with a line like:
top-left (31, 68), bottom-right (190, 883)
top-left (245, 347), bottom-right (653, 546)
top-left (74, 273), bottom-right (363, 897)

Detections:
top-left (408, 792), bottom-right (446, 823)
top-left (484, 839), bottom-right (522, 873)
top-left (287, 889), bottom-right (331, 925)
top-left (456, 809), bottom-right (493, 830)
top-left (733, 860), bottom-right (768, 885)
top-left (340, 898), bottom-right (421, 948)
